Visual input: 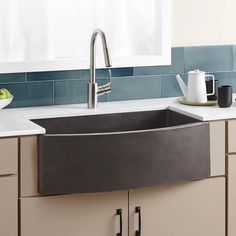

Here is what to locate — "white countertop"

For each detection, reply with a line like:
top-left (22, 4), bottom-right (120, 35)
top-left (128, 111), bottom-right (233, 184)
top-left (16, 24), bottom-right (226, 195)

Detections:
top-left (1, 95), bottom-right (236, 137)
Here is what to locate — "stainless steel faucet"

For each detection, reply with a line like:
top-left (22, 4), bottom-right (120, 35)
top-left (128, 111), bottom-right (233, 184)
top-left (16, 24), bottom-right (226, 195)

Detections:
top-left (88, 29), bottom-right (112, 109)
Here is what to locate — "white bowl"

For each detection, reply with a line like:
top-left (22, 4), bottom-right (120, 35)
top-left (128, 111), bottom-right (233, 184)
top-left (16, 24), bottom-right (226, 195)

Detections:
top-left (0, 96), bottom-right (14, 109)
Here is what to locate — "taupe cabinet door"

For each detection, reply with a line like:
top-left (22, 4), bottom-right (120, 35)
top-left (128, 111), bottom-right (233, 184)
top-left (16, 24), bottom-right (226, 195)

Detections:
top-left (21, 190), bottom-right (128, 236)
top-left (129, 178), bottom-right (225, 236)
top-left (0, 176), bottom-right (17, 236)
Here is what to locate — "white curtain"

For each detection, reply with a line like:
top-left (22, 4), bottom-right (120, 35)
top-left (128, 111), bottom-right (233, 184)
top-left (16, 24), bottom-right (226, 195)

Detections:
top-left (0, 0), bottom-right (160, 62)
top-left (0, 0), bottom-right (52, 61)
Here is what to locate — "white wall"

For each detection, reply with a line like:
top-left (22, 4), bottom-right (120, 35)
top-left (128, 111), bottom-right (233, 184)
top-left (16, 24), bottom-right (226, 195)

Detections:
top-left (172, 0), bottom-right (236, 46)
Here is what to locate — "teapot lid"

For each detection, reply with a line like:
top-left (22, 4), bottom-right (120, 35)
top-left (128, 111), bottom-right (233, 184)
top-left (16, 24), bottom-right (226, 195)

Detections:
top-left (188, 69), bottom-right (205, 74)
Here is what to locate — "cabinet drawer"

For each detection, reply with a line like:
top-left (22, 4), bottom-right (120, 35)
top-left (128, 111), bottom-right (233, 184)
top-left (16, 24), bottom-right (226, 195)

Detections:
top-left (0, 138), bottom-right (18, 175)
top-left (228, 120), bottom-right (236, 153)
top-left (0, 176), bottom-right (18, 236)
top-left (21, 191), bottom-right (128, 236)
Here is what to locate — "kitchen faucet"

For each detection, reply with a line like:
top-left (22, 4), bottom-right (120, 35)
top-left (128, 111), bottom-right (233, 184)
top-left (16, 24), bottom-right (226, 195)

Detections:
top-left (88, 29), bottom-right (112, 109)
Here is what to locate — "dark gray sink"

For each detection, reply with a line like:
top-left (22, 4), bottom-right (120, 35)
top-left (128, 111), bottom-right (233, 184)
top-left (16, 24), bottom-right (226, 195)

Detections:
top-left (32, 109), bottom-right (210, 195)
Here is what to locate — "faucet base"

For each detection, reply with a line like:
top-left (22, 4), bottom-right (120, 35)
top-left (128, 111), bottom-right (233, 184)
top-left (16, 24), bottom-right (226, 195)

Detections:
top-left (88, 82), bottom-right (98, 109)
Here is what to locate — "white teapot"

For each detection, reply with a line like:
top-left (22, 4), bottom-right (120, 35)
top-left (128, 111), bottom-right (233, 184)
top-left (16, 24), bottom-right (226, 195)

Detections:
top-left (176, 69), bottom-right (215, 103)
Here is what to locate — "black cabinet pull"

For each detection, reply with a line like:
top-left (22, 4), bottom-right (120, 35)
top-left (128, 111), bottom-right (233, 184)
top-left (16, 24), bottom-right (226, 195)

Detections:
top-left (116, 209), bottom-right (122, 236)
top-left (135, 206), bottom-right (141, 236)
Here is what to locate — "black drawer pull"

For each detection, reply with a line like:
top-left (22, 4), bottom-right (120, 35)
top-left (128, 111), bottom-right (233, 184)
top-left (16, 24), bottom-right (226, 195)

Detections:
top-left (116, 209), bottom-right (122, 236)
top-left (135, 206), bottom-right (141, 236)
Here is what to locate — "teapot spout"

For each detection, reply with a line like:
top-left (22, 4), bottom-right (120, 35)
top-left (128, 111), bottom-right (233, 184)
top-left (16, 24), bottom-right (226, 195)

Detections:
top-left (176, 74), bottom-right (187, 98)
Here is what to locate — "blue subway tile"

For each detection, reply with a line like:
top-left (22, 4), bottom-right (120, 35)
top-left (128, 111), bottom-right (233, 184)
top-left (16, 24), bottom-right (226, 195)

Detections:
top-left (133, 47), bottom-right (184, 76)
top-left (112, 68), bottom-right (133, 77)
top-left (54, 79), bottom-right (108, 105)
top-left (27, 70), bottom-right (82, 81)
top-left (109, 75), bottom-right (161, 101)
top-left (0, 81), bottom-right (53, 108)
top-left (184, 45), bottom-right (233, 73)
top-left (0, 73), bottom-right (25, 83)
top-left (161, 74), bottom-right (188, 98)
top-left (211, 72), bottom-right (236, 92)
top-left (81, 68), bottom-right (133, 79)
top-left (233, 45), bottom-right (236, 71)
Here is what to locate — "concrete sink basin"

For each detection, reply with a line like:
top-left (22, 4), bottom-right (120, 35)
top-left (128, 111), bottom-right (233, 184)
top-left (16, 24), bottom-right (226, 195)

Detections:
top-left (32, 109), bottom-right (210, 195)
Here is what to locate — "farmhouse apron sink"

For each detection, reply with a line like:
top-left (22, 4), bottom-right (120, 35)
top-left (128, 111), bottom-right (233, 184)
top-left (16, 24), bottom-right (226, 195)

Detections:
top-left (32, 109), bottom-right (210, 195)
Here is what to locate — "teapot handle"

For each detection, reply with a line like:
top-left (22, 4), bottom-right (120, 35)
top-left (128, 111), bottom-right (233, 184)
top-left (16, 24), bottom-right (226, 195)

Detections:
top-left (206, 75), bottom-right (215, 96)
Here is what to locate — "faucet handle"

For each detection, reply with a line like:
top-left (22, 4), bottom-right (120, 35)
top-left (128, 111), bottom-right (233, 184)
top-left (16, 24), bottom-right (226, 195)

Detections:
top-left (97, 69), bottom-right (112, 96)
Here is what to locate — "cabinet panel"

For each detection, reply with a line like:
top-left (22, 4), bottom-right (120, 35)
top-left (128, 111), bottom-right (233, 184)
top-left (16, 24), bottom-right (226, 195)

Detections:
top-left (228, 120), bottom-right (236, 153)
top-left (20, 136), bottom-right (39, 197)
top-left (0, 138), bottom-right (17, 175)
top-left (0, 176), bottom-right (17, 236)
top-left (21, 191), bottom-right (128, 236)
top-left (210, 121), bottom-right (225, 176)
top-left (228, 155), bottom-right (236, 236)
top-left (129, 178), bottom-right (225, 236)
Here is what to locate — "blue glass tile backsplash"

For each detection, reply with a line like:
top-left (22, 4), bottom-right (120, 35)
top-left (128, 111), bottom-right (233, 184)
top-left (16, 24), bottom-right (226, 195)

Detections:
top-left (183, 45), bottom-right (233, 72)
top-left (1, 45), bottom-right (236, 108)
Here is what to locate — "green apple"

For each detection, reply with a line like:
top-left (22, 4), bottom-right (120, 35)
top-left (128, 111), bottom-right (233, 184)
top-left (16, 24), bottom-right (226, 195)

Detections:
top-left (0, 88), bottom-right (12, 100)
top-left (2, 88), bottom-right (11, 98)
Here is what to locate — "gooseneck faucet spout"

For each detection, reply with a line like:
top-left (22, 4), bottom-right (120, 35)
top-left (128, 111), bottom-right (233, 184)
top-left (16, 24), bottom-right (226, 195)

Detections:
top-left (88, 29), bottom-right (112, 109)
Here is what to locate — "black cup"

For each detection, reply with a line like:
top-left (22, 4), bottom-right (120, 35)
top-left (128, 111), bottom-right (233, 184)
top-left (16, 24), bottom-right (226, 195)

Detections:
top-left (206, 79), bottom-right (219, 101)
top-left (218, 85), bottom-right (232, 107)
